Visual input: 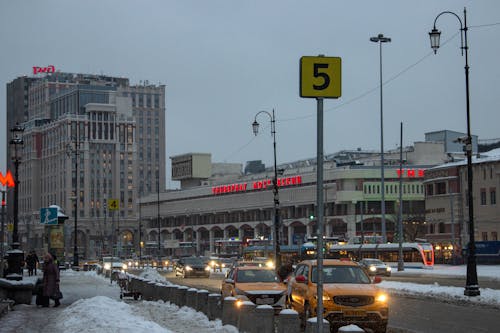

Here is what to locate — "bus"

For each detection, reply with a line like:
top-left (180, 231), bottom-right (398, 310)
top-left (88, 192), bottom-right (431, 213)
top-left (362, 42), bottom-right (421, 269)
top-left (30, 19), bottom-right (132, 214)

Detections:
top-left (328, 242), bottom-right (435, 268)
top-left (299, 236), bottom-right (347, 259)
top-left (241, 244), bottom-right (301, 264)
top-left (464, 241), bottom-right (500, 264)
top-left (214, 238), bottom-right (243, 257)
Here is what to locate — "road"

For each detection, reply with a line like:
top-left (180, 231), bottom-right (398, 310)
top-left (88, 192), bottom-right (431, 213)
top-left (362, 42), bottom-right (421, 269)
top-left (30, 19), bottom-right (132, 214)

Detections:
top-left (157, 270), bottom-right (500, 333)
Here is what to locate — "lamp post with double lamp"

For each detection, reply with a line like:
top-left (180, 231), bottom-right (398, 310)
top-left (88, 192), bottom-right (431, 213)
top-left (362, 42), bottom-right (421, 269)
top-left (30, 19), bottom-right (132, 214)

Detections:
top-left (7, 124), bottom-right (24, 280)
top-left (370, 33), bottom-right (391, 244)
top-left (67, 136), bottom-right (80, 269)
top-left (429, 7), bottom-right (479, 297)
top-left (252, 109), bottom-right (281, 272)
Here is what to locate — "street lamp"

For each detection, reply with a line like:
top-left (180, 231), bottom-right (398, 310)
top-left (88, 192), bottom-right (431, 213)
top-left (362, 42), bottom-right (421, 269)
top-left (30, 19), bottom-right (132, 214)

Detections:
top-left (252, 109), bottom-right (281, 271)
top-left (67, 136), bottom-right (80, 268)
top-left (370, 33), bottom-right (391, 243)
top-left (429, 7), bottom-right (479, 297)
top-left (7, 123), bottom-right (24, 279)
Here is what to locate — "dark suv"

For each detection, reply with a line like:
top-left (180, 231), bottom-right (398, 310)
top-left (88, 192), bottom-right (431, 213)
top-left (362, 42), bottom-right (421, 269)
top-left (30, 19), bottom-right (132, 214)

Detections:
top-left (174, 257), bottom-right (210, 278)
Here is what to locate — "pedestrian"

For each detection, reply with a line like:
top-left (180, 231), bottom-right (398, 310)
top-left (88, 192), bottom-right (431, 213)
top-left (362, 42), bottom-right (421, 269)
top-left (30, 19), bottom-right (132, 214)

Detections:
top-left (42, 253), bottom-right (61, 307)
top-left (26, 250), bottom-right (38, 276)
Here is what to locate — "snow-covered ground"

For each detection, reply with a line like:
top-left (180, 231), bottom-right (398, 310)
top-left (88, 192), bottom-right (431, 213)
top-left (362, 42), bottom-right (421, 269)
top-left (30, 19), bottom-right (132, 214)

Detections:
top-left (1, 265), bottom-right (499, 332)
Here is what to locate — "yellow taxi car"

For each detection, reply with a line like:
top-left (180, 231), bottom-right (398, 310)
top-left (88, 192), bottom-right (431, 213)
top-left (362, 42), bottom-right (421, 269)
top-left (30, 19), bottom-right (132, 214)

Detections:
top-left (221, 266), bottom-right (287, 312)
top-left (288, 259), bottom-right (389, 333)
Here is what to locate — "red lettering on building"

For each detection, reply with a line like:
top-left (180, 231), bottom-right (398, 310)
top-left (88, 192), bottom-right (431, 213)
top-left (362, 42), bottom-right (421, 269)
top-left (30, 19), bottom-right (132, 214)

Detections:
top-left (212, 175), bottom-right (302, 195)
top-left (397, 169), bottom-right (426, 178)
top-left (33, 65), bottom-right (55, 75)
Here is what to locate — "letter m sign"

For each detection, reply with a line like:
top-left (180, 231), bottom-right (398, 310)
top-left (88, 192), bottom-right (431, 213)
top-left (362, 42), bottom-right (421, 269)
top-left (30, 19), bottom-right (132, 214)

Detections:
top-left (0, 171), bottom-right (15, 187)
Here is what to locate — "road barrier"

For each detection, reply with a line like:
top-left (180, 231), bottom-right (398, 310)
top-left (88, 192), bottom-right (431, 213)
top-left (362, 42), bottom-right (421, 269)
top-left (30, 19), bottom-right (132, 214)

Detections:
top-left (186, 288), bottom-right (197, 308)
top-left (222, 297), bottom-right (238, 327)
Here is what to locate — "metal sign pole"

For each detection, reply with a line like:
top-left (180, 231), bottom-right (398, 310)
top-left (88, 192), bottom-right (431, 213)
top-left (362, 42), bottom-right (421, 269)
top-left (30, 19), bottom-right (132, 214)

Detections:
top-left (316, 96), bottom-right (325, 333)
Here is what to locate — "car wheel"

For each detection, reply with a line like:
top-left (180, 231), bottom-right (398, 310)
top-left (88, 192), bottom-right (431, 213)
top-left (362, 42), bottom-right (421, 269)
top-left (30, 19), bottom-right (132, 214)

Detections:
top-left (374, 324), bottom-right (387, 333)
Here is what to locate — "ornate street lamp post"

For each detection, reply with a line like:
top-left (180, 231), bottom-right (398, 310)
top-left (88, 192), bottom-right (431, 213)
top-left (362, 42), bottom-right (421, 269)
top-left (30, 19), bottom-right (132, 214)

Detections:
top-left (252, 109), bottom-right (281, 271)
top-left (7, 123), bottom-right (24, 279)
top-left (370, 33), bottom-right (391, 243)
top-left (67, 136), bottom-right (80, 268)
top-left (429, 7), bottom-right (479, 297)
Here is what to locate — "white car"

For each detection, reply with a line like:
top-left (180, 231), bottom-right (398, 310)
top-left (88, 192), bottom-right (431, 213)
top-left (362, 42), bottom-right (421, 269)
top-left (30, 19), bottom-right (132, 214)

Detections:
top-left (102, 257), bottom-right (127, 272)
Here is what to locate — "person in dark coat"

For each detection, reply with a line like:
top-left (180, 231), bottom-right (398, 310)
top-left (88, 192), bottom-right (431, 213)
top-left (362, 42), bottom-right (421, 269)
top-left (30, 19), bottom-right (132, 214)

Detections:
top-left (26, 250), bottom-right (39, 276)
top-left (42, 253), bottom-right (61, 307)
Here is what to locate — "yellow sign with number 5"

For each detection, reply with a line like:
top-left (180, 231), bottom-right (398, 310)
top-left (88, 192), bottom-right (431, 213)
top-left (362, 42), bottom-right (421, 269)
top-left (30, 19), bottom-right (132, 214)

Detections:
top-left (300, 56), bottom-right (341, 98)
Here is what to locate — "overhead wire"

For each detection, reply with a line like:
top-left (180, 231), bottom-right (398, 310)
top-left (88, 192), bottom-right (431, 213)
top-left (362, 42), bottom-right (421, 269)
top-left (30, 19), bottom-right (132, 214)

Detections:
top-left (222, 22), bottom-right (500, 162)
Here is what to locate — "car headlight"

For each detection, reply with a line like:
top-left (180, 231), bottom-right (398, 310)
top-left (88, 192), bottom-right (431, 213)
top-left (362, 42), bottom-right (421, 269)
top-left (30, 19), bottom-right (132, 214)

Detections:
top-left (376, 293), bottom-right (388, 303)
top-left (369, 266), bottom-right (377, 272)
top-left (221, 263), bottom-right (226, 268)
top-left (104, 263), bottom-right (111, 270)
top-left (314, 294), bottom-right (331, 301)
top-left (266, 260), bottom-right (275, 269)
top-left (386, 267), bottom-right (392, 272)
top-left (185, 266), bottom-right (193, 271)
top-left (205, 265), bottom-right (211, 271)
top-left (122, 263), bottom-right (128, 270)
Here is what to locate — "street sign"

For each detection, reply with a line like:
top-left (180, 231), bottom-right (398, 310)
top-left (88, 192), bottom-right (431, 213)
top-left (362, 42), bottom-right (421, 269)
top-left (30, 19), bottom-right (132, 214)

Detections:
top-left (40, 207), bottom-right (58, 225)
top-left (300, 56), bottom-right (341, 98)
top-left (108, 199), bottom-right (119, 211)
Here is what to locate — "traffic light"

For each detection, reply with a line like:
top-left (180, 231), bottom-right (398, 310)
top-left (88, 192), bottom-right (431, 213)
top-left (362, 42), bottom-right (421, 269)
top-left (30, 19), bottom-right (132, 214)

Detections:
top-left (309, 214), bottom-right (315, 221)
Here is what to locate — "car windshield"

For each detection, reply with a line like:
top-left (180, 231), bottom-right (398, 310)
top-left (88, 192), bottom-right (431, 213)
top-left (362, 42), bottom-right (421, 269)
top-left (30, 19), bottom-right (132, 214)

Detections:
top-left (364, 259), bottom-right (383, 265)
top-left (183, 257), bottom-right (205, 265)
top-left (311, 265), bottom-right (371, 284)
top-left (236, 269), bottom-right (278, 283)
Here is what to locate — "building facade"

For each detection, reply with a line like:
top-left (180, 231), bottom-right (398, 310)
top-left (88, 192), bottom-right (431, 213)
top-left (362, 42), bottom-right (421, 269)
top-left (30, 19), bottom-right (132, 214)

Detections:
top-left (424, 152), bottom-right (500, 263)
top-left (140, 148), bottom-right (436, 258)
top-left (5, 72), bottom-right (165, 261)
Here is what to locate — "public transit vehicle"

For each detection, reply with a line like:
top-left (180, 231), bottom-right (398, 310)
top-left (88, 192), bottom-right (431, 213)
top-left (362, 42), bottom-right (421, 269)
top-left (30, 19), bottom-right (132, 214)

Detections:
top-left (328, 242), bottom-right (435, 269)
top-left (288, 259), bottom-right (389, 333)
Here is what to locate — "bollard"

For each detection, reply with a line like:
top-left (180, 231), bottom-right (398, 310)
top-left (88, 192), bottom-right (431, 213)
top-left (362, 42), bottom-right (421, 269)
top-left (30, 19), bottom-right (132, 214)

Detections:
top-left (277, 309), bottom-right (300, 333)
top-left (164, 285), bottom-right (176, 303)
top-left (177, 286), bottom-right (188, 307)
top-left (305, 317), bottom-right (330, 333)
top-left (145, 281), bottom-right (157, 301)
top-left (251, 305), bottom-right (274, 333)
top-left (207, 293), bottom-right (222, 321)
top-left (221, 297), bottom-right (238, 327)
top-left (196, 290), bottom-right (210, 313)
top-left (186, 288), bottom-right (198, 309)
top-left (237, 301), bottom-right (256, 333)
top-left (157, 284), bottom-right (169, 302)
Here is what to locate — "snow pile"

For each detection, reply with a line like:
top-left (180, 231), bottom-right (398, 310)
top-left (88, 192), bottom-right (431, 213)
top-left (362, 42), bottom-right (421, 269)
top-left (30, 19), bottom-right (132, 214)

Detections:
top-left (54, 296), bottom-right (173, 333)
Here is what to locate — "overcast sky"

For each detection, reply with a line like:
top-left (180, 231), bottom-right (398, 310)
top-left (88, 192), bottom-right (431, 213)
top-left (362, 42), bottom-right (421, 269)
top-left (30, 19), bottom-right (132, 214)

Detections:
top-left (1, 0), bottom-right (499, 188)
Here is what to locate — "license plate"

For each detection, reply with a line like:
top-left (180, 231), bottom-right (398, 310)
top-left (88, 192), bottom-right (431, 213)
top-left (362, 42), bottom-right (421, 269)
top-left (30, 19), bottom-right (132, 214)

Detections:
top-left (256, 297), bottom-right (274, 305)
top-left (343, 310), bottom-right (366, 317)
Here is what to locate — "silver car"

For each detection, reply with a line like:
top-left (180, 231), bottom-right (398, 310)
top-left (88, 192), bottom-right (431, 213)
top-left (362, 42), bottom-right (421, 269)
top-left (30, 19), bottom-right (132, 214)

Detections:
top-left (358, 258), bottom-right (392, 276)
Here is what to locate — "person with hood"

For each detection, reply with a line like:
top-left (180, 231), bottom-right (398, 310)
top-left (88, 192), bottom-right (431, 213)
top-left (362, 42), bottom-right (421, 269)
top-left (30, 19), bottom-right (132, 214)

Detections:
top-left (42, 253), bottom-right (61, 307)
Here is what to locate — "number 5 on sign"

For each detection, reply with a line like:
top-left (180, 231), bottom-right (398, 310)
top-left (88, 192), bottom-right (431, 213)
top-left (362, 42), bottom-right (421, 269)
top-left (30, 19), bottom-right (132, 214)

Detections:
top-left (300, 56), bottom-right (341, 98)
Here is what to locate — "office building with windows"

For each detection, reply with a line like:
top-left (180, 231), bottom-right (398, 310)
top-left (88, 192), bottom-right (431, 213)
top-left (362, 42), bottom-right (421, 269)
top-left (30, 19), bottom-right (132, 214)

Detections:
top-left (5, 72), bottom-right (165, 260)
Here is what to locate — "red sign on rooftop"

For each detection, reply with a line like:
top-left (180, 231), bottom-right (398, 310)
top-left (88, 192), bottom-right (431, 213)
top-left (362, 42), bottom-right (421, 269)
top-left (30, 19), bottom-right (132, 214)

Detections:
top-left (33, 65), bottom-right (55, 75)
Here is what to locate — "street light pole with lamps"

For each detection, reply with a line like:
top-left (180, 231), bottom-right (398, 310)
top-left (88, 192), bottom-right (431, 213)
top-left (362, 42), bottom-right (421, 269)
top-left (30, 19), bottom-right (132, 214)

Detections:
top-left (370, 33), bottom-right (391, 243)
top-left (252, 109), bottom-right (281, 271)
top-left (429, 7), bottom-right (479, 297)
top-left (7, 123), bottom-right (24, 279)
top-left (67, 135), bottom-right (80, 268)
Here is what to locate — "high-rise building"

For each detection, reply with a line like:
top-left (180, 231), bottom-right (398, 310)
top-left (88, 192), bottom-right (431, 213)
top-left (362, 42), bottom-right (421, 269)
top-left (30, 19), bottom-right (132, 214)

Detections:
top-left (5, 72), bottom-right (165, 260)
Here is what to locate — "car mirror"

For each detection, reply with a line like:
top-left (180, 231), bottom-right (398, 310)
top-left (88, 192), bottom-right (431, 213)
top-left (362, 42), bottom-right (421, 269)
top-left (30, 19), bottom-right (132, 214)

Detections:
top-left (224, 278), bottom-right (234, 284)
top-left (373, 276), bottom-right (382, 284)
top-left (295, 275), bottom-right (307, 283)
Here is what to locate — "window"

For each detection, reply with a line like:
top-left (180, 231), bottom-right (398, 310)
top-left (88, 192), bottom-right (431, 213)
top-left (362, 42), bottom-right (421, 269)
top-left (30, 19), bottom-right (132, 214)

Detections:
top-left (492, 232), bottom-right (498, 241)
top-left (436, 182), bottom-right (446, 195)
top-left (426, 184), bottom-right (434, 196)
top-left (480, 189), bottom-right (487, 205)
top-left (482, 232), bottom-right (488, 241)
top-left (490, 189), bottom-right (496, 205)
